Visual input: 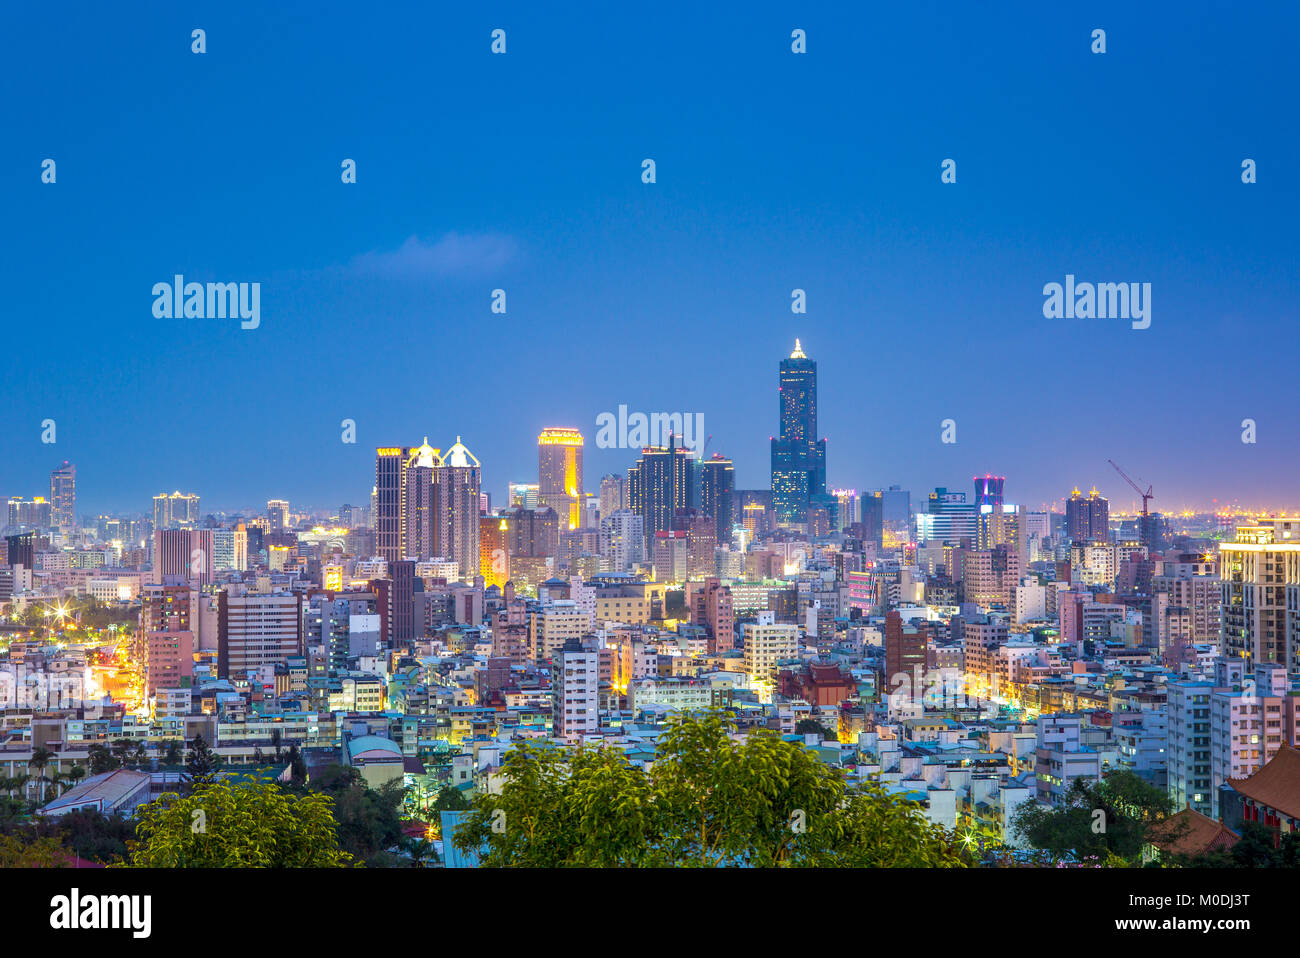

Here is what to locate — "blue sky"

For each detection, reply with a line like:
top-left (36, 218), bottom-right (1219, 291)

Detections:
top-left (4, 1), bottom-right (1297, 517)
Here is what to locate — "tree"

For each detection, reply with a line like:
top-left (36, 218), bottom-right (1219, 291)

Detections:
top-left (1175, 823), bottom-right (1300, 868)
top-left (1011, 769), bottom-right (1173, 864)
top-left (162, 740), bottom-right (183, 767)
top-left (794, 718), bottom-right (837, 741)
top-left (88, 743), bottom-right (118, 775)
top-left (28, 748), bottom-right (55, 804)
top-left (403, 835), bottom-right (437, 868)
top-left (127, 778), bottom-right (354, 867)
top-left (432, 786), bottom-right (471, 813)
top-left (306, 766), bottom-right (405, 866)
top-left (185, 735), bottom-right (223, 785)
top-left (0, 834), bottom-right (68, 868)
top-left (453, 708), bottom-right (973, 868)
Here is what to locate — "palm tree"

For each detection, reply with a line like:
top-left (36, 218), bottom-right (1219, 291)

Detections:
top-left (111, 738), bottom-right (134, 768)
top-left (133, 741), bottom-right (149, 768)
top-left (66, 766), bottom-right (87, 788)
top-left (3, 773), bottom-right (31, 801)
top-left (28, 748), bottom-right (54, 803)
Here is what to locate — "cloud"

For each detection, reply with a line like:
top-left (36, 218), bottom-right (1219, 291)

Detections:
top-left (348, 231), bottom-right (517, 279)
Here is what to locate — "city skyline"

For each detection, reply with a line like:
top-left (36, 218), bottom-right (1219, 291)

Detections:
top-left (5, 337), bottom-right (1298, 520)
top-left (5, 4), bottom-right (1298, 515)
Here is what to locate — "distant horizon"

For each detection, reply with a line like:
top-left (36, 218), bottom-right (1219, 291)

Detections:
top-left (6, 4), bottom-right (1296, 519)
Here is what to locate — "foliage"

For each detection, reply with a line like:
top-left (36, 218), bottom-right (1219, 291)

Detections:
top-left (1010, 769), bottom-right (1173, 864)
top-left (300, 765), bottom-right (405, 866)
top-left (453, 708), bottom-right (972, 867)
top-left (185, 734), bottom-right (224, 785)
top-left (0, 833), bottom-right (69, 867)
top-left (127, 778), bottom-right (353, 867)
top-left (794, 718), bottom-right (838, 740)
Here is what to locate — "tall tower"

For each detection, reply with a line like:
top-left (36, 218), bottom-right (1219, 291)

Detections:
top-left (404, 439), bottom-right (442, 559)
top-left (375, 446), bottom-right (411, 564)
top-left (1066, 487), bottom-right (1109, 543)
top-left (437, 437), bottom-right (482, 581)
top-left (700, 454), bottom-right (735, 546)
top-left (770, 339), bottom-right (826, 525)
top-left (538, 427), bottom-right (584, 531)
top-left (629, 434), bottom-right (692, 537)
top-left (49, 461), bottom-right (76, 533)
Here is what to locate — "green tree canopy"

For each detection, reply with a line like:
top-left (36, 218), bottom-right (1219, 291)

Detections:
top-left (1011, 769), bottom-right (1173, 864)
top-left (127, 778), bottom-right (353, 867)
top-left (453, 708), bottom-right (971, 867)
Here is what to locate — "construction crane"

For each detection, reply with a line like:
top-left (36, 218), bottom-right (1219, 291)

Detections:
top-left (1107, 459), bottom-right (1153, 517)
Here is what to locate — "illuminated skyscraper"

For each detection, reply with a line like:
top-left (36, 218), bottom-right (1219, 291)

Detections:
top-left (480, 514), bottom-right (511, 588)
top-left (1066, 487), bottom-right (1109, 543)
top-left (49, 461), bottom-right (76, 532)
top-left (509, 483), bottom-right (540, 509)
top-left (700, 455), bottom-right (735, 546)
top-left (153, 491), bottom-right (200, 530)
top-left (598, 474), bottom-right (625, 519)
top-left (770, 339), bottom-right (826, 525)
top-left (266, 499), bottom-right (289, 532)
top-left (538, 427), bottom-right (584, 531)
top-left (629, 435), bottom-right (693, 537)
top-left (404, 439), bottom-right (441, 560)
top-left (437, 437), bottom-right (482, 581)
top-left (375, 446), bottom-right (412, 564)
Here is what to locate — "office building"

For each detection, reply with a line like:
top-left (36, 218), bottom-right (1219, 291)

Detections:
top-left (770, 339), bottom-right (826, 525)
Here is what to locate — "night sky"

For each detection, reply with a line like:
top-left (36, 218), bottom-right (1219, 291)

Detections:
top-left (5, 1), bottom-right (1297, 516)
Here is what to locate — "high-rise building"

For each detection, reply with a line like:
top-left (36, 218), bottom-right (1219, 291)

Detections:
top-left (538, 427), bottom-right (584, 532)
top-left (599, 509), bottom-right (645, 573)
top-left (700, 455), bottom-right (735, 546)
top-left (266, 499), bottom-right (289, 532)
top-left (742, 611), bottom-right (799, 685)
top-left (49, 462), bottom-right (76, 532)
top-left (770, 339), bottom-right (826, 525)
top-left (506, 505), bottom-right (560, 560)
top-left (598, 474), bottom-right (625, 519)
top-left (551, 637), bottom-right (599, 742)
top-left (885, 610), bottom-right (929, 694)
top-left (1066, 487), bottom-right (1109, 543)
top-left (437, 437), bottom-right (481, 581)
top-left (973, 475), bottom-right (1005, 510)
top-left (153, 492), bottom-right (200, 530)
top-left (628, 435), bottom-right (694, 537)
top-left (217, 586), bottom-right (303, 678)
top-left (6, 498), bottom-right (51, 530)
top-left (153, 528), bottom-right (213, 586)
top-left (404, 439), bottom-right (441, 560)
top-left (375, 446), bottom-right (411, 564)
top-left (480, 514), bottom-right (510, 588)
top-left (1219, 520), bottom-right (1300, 670)
top-left (509, 483), bottom-right (540, 509)
top-left (914, 488), bottom-right (978, 545)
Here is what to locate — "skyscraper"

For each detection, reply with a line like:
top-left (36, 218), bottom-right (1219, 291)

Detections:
top-left (770, 339), bottom-right (826, 525)
top-left (1066, 487), bottom-right (1109, 543)
top-left (375, 446), bottom-right (411, 564)
top-left (538, 427), bottom-right (584, 532)
top-left (973, 475), bottom-right (1005, 510)
top-left (266, 499), bottom-right (289, 532)
top-left (49, 461), bottom-right (76, 532)
top-left (404, 439), bottom-right (441, 560)
top-left (437, 437), bottom-right (482, 580)
top-left (700, 454), bottom-right (735, 546)
top-left (598, 474), bottom-right (625, 519)
top-left (628, 435), bottom-right (693, 537)
top-left (153, 491), bottom-right (200, 530)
